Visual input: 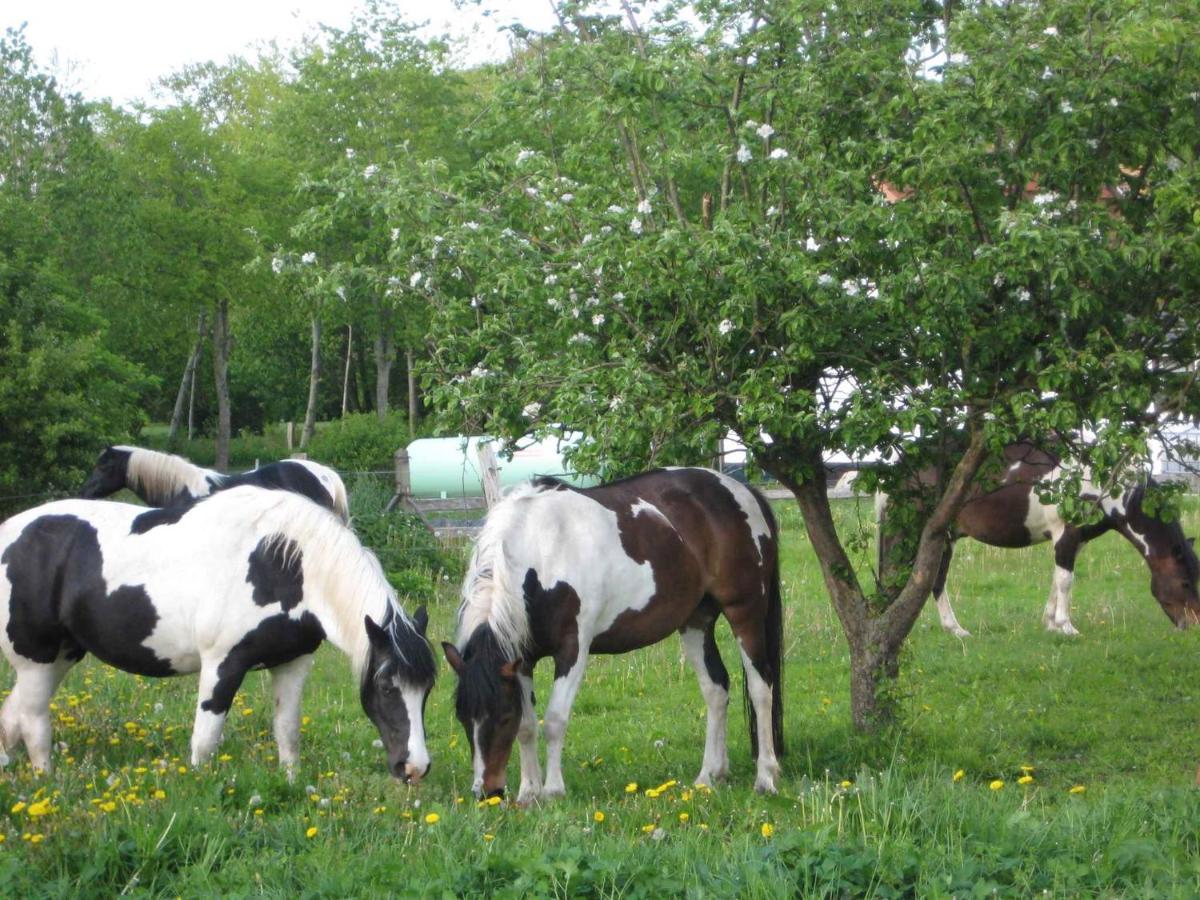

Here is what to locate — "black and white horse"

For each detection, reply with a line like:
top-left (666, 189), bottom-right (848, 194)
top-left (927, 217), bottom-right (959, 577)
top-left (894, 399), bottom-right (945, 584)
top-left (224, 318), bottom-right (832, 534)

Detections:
top-left (0, 486), bottom-right (435, 779)
top-left (80, 446), bottom-right (350, 522)
top-left (884, 442), bottom-right (1200, 636)
top-left (442, 467), bottom-right (784, 803)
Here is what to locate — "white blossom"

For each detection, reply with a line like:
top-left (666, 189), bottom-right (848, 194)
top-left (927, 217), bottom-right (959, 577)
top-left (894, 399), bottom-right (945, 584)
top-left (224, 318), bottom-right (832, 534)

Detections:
top-left (1043, 26), bottom-right (1058, 36)
top-left (842, 279), bottom-right (860, 297)
top-left (1016, 288), bottom-right (1032, 303)
top-left (1032, 192), bottom-right (1057, 205)
top-left (581, 233), bottom-right (594, 245)
top-left (410, 272), bottom-right (423, 288)
top-left (391, 228), bottom-right (401, 241)
top-left (585, 296), bottom-right (600, 307)
top-left (606, 204), bottom-right (626, 214)
top-left (271, 256), bottom-right (284, 274)
top-left (363, 164), bottom-right (379, 179)
top-left (600, 225), bottom-right (613, 234)
top-left (609, 396), bottom-right (623, 410)
top-left (612, 292), bottom-right (625, 303)
top-left (630, 217), bottom-right (643, 235)
top-left (1059, 99), bottom-right (1073, 113)
top-left (525, 186), bottom-right (540, 198)
top-left (718, 319), bottom-right (734, 335)
top-left (592, 313), bottom-right (605, 326)
top-left (301, 251), bottom-right (316, 265)
top-left (766, 205), bottom-right (779, 217)
top-left (470, 365), bottom-right (490, 378)
top-left (544, 274), bottom-right (558, 285)
top-left (561, 193), bottom-right (574, 203)
top-left (817, 274), bottom-right (834, 287)
top-left (571, 307), bottom-right (580, 319)
top-left (568, 332), bottom-right (592, 345)
top-left (1108, 97), bottom-right (1119, 108)
top-left (769, 148), bottom-right (789, 160)
top-left (516, 149), bottom-right (536, 163)
top-left (547, 297), bottom-right (561, 310)
top-left (1041, 66), bottom-right (1054, 80)
top-left (464, 221), bottom-right (480, 231)
top-left (804, 236), bottom-right (821, 252)
top-left (335, 286), bottom-right (346, 301)
top-left (745, 119), bottom-right (760, 130)
top-left (522, 401), bottom-right (542, 419)
top-left (637, 198), bottom-right (652, 215)
top-left (736, 144), bottom-right (752, 163)
top-left (755, 123), bottom-right (775, 139)
top-left (345, 148), bottom-right (356, 160)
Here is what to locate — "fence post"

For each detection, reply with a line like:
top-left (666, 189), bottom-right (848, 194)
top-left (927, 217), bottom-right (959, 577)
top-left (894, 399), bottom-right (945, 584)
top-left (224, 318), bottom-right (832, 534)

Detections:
top-left (286, 421), bottom-right (295, 451)
top-left (477, 442), bottom-right (503, 509)
top-left (386, 447), bottom-right (412, 513)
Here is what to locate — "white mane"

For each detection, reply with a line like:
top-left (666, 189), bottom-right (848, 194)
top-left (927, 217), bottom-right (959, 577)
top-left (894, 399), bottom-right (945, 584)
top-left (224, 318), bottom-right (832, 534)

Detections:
top-left (212, 487), bottom-right (407, 682)
top-left (455, 482), bottom-right (547, 657)
top-left (289, 459), bottom-right (351, 522)
top-left (120, 446), bottom-right (214, 502)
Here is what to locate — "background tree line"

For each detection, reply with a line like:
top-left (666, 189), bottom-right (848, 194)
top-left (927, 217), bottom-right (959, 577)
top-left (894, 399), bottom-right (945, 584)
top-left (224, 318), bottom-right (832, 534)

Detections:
top-left (2, 0), bottom-right (1198, 728)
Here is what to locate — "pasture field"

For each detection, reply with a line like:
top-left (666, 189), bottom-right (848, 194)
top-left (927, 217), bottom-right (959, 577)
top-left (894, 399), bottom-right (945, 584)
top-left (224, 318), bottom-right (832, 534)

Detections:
top-left (1, 486), bottom-right (1199, 897)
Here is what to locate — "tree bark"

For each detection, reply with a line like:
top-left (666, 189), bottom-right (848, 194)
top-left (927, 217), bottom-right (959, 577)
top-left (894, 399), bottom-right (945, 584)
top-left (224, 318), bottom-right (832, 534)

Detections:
top-left (299, 313), bottom-right (321, 448)
top-left (212, 297), bottom-right (232, 472)
top-left (341, 324), bottom-right (353, 418)
top-left (373, 305), bottom-right (395, 420)
top-left (406, 348), bottom-right (417, 440)
top-left (168, 311), bottom-right (206, 449)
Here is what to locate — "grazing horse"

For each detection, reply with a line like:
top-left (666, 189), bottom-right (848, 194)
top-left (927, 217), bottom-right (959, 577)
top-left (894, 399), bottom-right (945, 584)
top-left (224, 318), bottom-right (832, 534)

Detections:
top-left (884, 442), bottom-right (1200, 636)
top-left (442, 467), bottom-right (784, 803)
top-left (80, 446), bottom-right (350, 522)
top-left (0, 486), bottom-right (435, 779)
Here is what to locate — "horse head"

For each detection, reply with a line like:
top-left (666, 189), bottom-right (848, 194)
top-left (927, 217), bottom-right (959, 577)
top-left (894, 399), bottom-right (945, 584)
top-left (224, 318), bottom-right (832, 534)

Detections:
top-left (1147, 536), bottom-right (1200, 629)
top-left (79, 446), bottom-right (132, 499)
top-left (442, 628), bottom-right (523, 800)
top-left (360, 605), bottom-right (436, 783)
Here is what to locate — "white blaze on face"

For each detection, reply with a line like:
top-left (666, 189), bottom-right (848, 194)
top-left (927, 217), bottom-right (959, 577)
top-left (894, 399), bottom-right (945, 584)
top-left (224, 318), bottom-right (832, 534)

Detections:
top-left (472, 721), bottom-right (486, 795)
top-left (402, 682), bottom-right (430, 777)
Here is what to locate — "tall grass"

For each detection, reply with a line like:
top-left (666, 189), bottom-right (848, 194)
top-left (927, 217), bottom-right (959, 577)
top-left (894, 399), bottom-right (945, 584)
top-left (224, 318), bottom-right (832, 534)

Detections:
top-left (0, 490), bottom-right (1197, 896)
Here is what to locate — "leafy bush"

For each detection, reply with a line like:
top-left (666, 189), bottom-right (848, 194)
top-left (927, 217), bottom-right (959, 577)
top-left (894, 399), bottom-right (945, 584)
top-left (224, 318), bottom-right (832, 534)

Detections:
top-left (307, 411), bottom-right (411, 473)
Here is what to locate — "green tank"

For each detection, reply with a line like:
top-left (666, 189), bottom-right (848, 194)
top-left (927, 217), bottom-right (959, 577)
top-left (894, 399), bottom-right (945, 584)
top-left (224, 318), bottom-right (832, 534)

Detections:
top-left (404, 435), bottom-right (598, 499)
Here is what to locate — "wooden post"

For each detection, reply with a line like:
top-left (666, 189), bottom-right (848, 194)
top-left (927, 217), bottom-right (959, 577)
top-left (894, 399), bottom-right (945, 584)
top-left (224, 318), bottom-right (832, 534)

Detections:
top-left (386, 448), bottom-right (412, 512)
top-left (286, 421), bottom-right (295, 451)
top-left (477, 441), bottom-right (503, 509)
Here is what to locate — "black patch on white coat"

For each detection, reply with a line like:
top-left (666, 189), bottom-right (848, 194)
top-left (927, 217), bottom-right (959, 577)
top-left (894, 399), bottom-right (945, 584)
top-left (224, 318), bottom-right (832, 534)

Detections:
top-left (217, 462), bottom-right (334, 513)
top-left (2, 515), bottom-right (175, 675)
top-left (130, 500), bottom-right (195, 534)
top-left (200, 612), bottom-right (325, 714)
top-left (246, 537), bottom-right (304, 611)
top-left (522, 568), bottom-right (582, 677)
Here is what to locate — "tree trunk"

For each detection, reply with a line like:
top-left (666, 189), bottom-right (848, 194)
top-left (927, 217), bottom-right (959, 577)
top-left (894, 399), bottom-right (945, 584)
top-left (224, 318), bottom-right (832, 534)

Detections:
top-left (300, 313), bottom-right (321, 448)
top-left (167, 311), bottom-right (206, 449)
top-left (406, 348), bottom-right (417, 440)
top-left (341, 324), bottom-right (353, 418)
top-left (372, 328), bottom-right (396, 422)
top-left (188, 355), bottom-right (198, 441)
top-left (764, 430), bottom-right (988, 731)
top-left (212, 297), bottom-right (232, 472)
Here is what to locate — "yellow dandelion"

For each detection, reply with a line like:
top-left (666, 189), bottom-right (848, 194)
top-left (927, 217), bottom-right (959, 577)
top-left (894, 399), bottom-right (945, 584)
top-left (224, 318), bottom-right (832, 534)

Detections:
top-left (305, 826), bottom-right (318, 838)
top-left (177, 766), bottom-right (187, 775)
top-left (989, 780), bottom-right (1004, 791)
top-left (486, 796), bottom-right (502, 807)
top-left (641, 824), bottom-right (656, 833)
top-left (99, 801), bottom-right (117, 813)
top-left (678, 812), bottom-right (689, 823)
top-left (218, 754), bottom-right (232, 763)
top-left (0, 834), bottom-right (6, 843)
top-left (242, 708), bottom-right (254, 717)
top-left (761, 823), bottom-right (775, 839)
top-left (1018, 775), bottom-right (1034, 785)
top-left (483, 833), bottom-right (495, 842)
top-left (1069, 785), bottom-right (1086, 794)
top-left (374, 806), bottom-right (387, 814)
top-left (645, 789), bottom-right (659, 799)
top-left (301, 716), bottom-right (312, 726)
top-left (28, 834), bottom-right (44, 845)
top-left (26, 799), bottom-right (53, 817)
top-left (10, 802), bottom-right (26, 814)
top-left (153, 789), bottom-right (166, 800)
top-left (624, 782), bottom-right (638, 794)
top-left (680, 790), bottom-right (692, 802)
top-left (1019, 765), bottom-right (1034, 774)
top-left (424, 813), bottom-right (440, 825)
top-left (254, 809), bottom-right (264, 817)
top-left (593, 810), bottom-right (605, 823)
top-left (953, 769), bottom-right (965, 782)
top-left (839, 780), bottom-right (852, 789)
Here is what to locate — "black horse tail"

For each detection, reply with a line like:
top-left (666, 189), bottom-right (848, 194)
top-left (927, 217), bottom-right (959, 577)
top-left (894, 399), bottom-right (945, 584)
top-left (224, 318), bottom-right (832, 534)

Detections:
top-left (745, 496), bottom-right (785, 761)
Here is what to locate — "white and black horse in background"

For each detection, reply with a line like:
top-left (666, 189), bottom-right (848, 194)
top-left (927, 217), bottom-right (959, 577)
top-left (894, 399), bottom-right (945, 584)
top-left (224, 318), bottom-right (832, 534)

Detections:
top-left (0, 486), bottom-right (435, 779)
top-left (80, 445), bottom-right (350, 522)
top-left (442, 467), bottom-right (784, 803)
top-left (882, 442), bottom-right (1200, 637)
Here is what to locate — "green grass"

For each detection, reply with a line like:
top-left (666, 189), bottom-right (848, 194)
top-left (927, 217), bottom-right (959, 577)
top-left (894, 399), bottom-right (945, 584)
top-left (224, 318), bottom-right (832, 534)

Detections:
top-left (1, 491), bottom-right (1199, 896)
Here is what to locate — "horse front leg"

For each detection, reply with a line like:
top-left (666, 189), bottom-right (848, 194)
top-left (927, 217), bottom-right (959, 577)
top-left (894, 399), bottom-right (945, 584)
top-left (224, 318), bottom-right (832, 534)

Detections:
top-left (191, 658), bottom-right (244, 766)
top-left (541, 652), bottom-right (589, 799)
top-left (1045, 530), bottom-right (1082, 636)
top-left (514, 669), bottom-right (543, 806)
top-left (11, 657), bottom-right (75, 772)
top-left (680, 624), bottom-right (730, 787)
top-left (933, 543), bottom-right (970, 637)
top-left (270, 654), bottom-right (314, 780)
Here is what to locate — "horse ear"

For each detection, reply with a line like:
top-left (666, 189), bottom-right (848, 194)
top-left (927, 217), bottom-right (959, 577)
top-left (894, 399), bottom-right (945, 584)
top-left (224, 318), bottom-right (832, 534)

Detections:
top-left (498, 659), bottom-right (522, 681)
top-left (364, 615), bottom-right (389, 649)
top-left (412, 605), bottom-right (429, 636)
top-left (442, 642), bottom-right (466, 675)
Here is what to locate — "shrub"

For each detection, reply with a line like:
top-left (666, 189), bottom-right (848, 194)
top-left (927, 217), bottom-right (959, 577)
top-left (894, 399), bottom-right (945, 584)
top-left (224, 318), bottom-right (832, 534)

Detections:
top-left (307, 411), bottom-right (411, 473)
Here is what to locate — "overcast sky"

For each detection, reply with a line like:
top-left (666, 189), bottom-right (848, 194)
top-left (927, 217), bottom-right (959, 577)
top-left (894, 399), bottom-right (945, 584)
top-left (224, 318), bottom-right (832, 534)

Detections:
top-left (6, 1), bottom-right (557, 107)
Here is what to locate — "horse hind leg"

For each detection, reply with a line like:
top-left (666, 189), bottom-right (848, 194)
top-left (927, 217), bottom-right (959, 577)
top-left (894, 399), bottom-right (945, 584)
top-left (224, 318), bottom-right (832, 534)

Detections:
top-left (0, 685), bottom-right (21, 765)
top-left (723, 598), bottom-right (781, 795)
top-left (270, 653), bottom-right (314, 781)
top-left (679, 618), bottom-right (730, 787)
top-left (932, 543), bottom-right (970, 637)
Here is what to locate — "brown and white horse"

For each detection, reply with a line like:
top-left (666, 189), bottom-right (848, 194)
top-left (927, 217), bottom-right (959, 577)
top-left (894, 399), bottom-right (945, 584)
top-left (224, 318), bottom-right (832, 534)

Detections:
top-left (887, 442), bottom-right (1200, 636)
top-left (442, 467), bottom-right (784, 803)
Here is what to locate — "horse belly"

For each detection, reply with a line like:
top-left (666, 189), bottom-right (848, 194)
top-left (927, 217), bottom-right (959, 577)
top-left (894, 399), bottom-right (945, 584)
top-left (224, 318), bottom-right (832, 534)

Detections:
top-left (590, 601), bottom-right (697, 654)
top-left (956, 485), bottom-right (1049, 548)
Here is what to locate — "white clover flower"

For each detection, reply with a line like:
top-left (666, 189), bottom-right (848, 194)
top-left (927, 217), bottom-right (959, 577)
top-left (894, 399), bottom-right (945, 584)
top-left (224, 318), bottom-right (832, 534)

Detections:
top-left (606, 204), bottom-right (626, 214)
top-left (637, 198), bottom-right (652, 215)
top-left (522, 401), bottom-right (542, 419)
top-left (630, 217), bottom-right (643, 235)
top-left (544, 274), bottom-right (558, 285)
top-left (248, 794), bottom-right (263, 807)
top-left (581, 233), bottom-right (593, 245)
top-left (769, 148), bottom-right (789, 160)
top-left (516, 149), bottom-right (536, 163)
top-left (718, 319), bottom-right (733, 335)
top-left (410, 272), bottom-right (423, 288)
top-left (1043, 26), bottom-right (1058, 36)
top-left (301, 251), bottom-right (316, 265)
top-left (592, 313), bottom-right (605, 326)
top-left (571, 307), bottom-right (580, 318)
top-left (363, 164), bottom-right (379, 179)
top-left (736, 144), bottom-right (752, 164)
top-left (755, 123), bottom-right (775, 139)
top-left (345, 148), bottom-right (356, 160)
top-left (993, 274), bottom-right (1005, 287)
top-left (1059, 100), bottom-right (1073, 113)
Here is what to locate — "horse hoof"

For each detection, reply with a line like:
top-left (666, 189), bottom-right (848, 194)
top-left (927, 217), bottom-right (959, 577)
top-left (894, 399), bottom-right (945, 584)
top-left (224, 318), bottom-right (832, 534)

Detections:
top-left (949, 627), bottom-right (971, 638)
top-left (753, 778), bottom-right (778, 795)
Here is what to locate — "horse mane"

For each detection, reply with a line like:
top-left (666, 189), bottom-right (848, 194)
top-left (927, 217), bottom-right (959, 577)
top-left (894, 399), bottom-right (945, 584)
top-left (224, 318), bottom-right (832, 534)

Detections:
top-left (226, 487), bottom-right (430, 685)
top-left (288, 459), bottom-right (350, 522)
top-left (455, 481), bottom-right (548, 658)
top-left (120, 446), bottom-right (214, 504)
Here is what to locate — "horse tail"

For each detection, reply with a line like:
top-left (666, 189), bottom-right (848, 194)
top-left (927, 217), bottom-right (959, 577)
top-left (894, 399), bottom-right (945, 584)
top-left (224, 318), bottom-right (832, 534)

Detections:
top-left (743, 490), bottom-right (784, 760)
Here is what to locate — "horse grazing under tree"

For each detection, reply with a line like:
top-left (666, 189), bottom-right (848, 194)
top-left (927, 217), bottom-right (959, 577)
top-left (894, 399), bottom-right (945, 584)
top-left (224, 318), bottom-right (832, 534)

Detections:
top-left (442, 467), bottom-right (784, 803)
top-left (80, 445), bottom-right (350, 522)
top-left (0, 486), bottom-right (435, 779)
top-left (881, 442), bottom-right (1200, 636)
